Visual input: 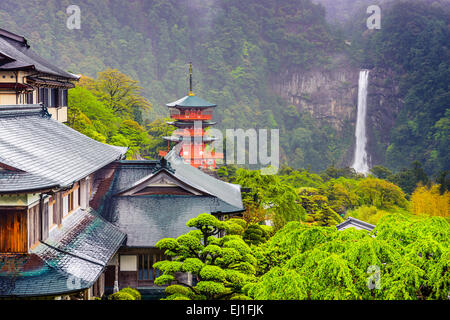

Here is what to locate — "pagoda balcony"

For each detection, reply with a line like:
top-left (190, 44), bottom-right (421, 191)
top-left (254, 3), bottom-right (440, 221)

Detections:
top-left (174, 129), bottom-right (208, 136)
top-left (169, 109), bottom-right (213, 121)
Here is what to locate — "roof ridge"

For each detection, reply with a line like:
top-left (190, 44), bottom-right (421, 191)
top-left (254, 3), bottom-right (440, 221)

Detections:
top-left (0, 28), bottom-right (28, 46)
top-left (0, 104), bottom-right (46, 118)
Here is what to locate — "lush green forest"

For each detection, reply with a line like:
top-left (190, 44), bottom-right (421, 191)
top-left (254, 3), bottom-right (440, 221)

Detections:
top-left (347, 1), bottom-right (450, 177)
top-left (149, 165), bottom-right (449, 300)
top-left (0, 0), bottom-right (448, 176)
top-left (1, 0), bottom-right (447, 301)
top-left (0, 0), bottom-right (359, 171)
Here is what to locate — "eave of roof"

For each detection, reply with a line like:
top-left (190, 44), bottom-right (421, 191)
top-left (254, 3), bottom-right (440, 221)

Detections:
top-left (166, 95), bottom-right (217, 108)
top-left (166, 149), bottom-right (244, 210)
top-left (336, 217), bottom-right (376, 231)
top-left (0, 30), bottom-right (78, 80)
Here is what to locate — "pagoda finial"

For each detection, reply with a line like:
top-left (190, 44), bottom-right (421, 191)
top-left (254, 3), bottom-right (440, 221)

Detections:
top-left (188, 62), bottom-right (195, 96)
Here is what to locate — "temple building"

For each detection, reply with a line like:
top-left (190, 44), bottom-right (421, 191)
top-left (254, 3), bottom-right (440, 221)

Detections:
top-left (162, 63), bottom-right (223, 170)
top-left (0, 28), bottom-right (79, 122)
top-left (97, 149), bottom-right (244, 297)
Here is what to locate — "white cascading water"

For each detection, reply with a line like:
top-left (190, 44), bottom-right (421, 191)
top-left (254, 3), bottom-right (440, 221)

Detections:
top-left (352, 70), bottom-right (370, 174)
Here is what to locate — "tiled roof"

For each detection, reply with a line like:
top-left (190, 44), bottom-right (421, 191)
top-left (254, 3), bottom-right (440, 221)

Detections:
top-left (0, 29), bottom-right (78, 80)
top-left (105, 195), bottom-right (239, 247)
top-left (0, 104), bottom-right (127, 192)
top-left (166, 149), bottom-right (244, 210)
top-left (166, 95), bottom-right (216, 108)
top-left (0, 208), bottom-right (126, 297)
top-left (336, 217), bottom-right (376, 231)
top-left (100, 157), bottom-right (244, 247)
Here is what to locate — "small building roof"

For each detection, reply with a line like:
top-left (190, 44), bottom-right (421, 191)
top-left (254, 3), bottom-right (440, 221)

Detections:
top-left (166, 95), bottom-right (216, 109)
top-left (0, 208), bottom-right (126, 297)
top-left (336, 217), bottom-right (376, 232)
top-left (0, 28), bottom-right (78, 80)
top-left (0, 104), bottom-right (127, 193)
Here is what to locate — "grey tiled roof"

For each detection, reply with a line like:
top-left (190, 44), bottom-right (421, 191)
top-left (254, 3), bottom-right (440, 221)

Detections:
top-left (0, 105), bottom-right (127, 192)
top-left (105, 195), bottom-right (239, 247)
top-left (0, 208), bottom-right (126, 297)
top-left (336, 217), bottom-right (376, 231)
top-left (166, 149), bottom-right (244, 210)
top-left (100, 158), bottom-right (244, 247)
top-left (0, 30), bottom-right (78, 79)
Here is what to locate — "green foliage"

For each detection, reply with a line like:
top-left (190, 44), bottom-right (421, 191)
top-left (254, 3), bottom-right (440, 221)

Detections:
top-left (155, 214), bottom-right (257, 300)
top-left (0, 0), bottom-right (348, 171)
top-left (346, 206), bottom-right (392, 225)
top-left (248, 215), bottom-right (450, 300)
top-left (119, 287), bottom-right (142, 300)
top-left (66, 71), bottom-right (156, 159)
top-left (357, 1), bottom-right (450, 176)
top-left (243, 224), bottom-right (269, 246)
top-left (234, 168), bottom-right (306, 230)
top-left (356, 177), bottom-right (408, 209)
top-left (108, 288), bottom-right (140, 300)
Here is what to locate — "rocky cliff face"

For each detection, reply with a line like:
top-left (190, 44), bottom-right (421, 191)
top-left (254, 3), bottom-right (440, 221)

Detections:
top-left (366, 67), bottom-right (403, 166)
top-left (272, 59), bottom-right (359, 132)
top-left (271, 54), bottom-right (403, 168)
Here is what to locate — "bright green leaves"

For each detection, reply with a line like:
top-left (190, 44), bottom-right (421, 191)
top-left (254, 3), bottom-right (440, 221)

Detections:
top-left (154, 274), bottom-right (175, 286)
top-left (200, 266), bottom-right (226, 282)
top-left (248, 214), bottom-right (450, 300)
top-left (153, 260), bottom-right (182, 274)
top-left (181, 258), bottom-right (204, 274)
top-left (154, 213), bottom-right (257, 300)
top-left (195, 281), bottom-right (227, 297)
top-left (187, 213), bottom-right (227, 231)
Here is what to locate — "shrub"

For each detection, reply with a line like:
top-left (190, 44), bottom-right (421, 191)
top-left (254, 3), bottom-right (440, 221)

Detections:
top-left (120, 287), bottom-right (141, 300)
top-left (109, 291), bottom-right (135, 300)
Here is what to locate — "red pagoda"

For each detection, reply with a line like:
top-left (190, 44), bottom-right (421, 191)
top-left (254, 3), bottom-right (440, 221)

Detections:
top-left (162, 63), bottom-right (223, 169)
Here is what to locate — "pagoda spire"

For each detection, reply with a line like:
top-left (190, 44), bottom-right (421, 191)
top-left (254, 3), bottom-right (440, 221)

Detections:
top-left (188, 62), bottom-right (195, 96)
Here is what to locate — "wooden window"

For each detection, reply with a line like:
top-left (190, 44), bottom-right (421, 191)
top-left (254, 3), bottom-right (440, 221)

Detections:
top-left (50, 88), bottom-right (58, 107)
top-left (77, 186), bottom-right (81, 207)
top-left (62, 89), bottom-right (68, 106)
top-left (63, 185), bottom-right (80, 218)
top-left (0, 209), bottom-right (27, 253)
top-left (42, 201), bottom-right (49, 241)
top-left (28, 205), bottom-right (41, 248)
top-left (27, 92), bottom-right (33, 104)
top-left (138, 253), bottom-right (166, 280)
top-left (39, 88), bottom-right (49, 108)
top-left (68, 191), bottom-right (74, 213)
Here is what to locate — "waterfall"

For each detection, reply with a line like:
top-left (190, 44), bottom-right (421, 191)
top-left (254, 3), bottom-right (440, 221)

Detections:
top-left (352, 70), bottom-right (370, 174)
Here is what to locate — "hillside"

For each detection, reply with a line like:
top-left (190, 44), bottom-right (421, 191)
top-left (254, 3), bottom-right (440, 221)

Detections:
top-left (0, 0), bottom-right (448, 177)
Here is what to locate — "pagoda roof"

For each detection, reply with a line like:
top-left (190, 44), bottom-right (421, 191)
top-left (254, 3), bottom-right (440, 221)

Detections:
top-left (0, 104), bottom-right (127, 193)
top-left (166, 95), bottom-right (216, 109)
